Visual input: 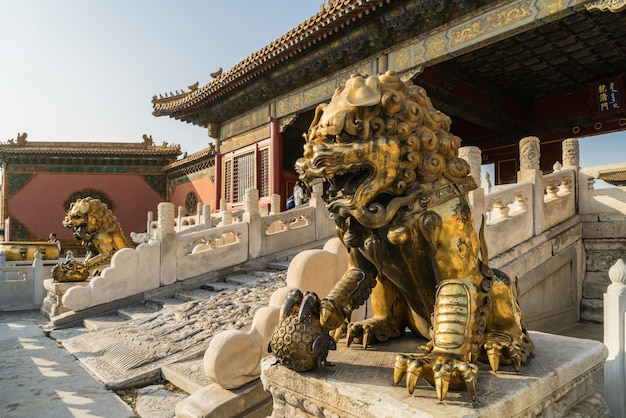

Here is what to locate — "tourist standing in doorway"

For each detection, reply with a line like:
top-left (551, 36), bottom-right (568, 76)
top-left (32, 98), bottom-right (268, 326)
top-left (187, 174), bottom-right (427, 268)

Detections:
top-left (48, 233), bottom-right (61, 252)
top-left (293, 180), bottom-right (308, 207)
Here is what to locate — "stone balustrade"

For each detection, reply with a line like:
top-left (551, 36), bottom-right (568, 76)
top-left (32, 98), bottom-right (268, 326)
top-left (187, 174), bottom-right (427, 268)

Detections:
top-left (58, 182), bottom-right (335, 313)
top-left (483, 182), bottom-right (534, 258)
top-left (0, 251), bottom-right (46, 311)
top-left (604, 258), bottom-right (626, 417)
top-left (30, 136), bottom-right (626, 326)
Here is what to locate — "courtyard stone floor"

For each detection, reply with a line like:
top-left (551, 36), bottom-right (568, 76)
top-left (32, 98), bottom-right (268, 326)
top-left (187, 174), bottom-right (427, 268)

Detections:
top-left (0, 310), bottom-right (606, 418)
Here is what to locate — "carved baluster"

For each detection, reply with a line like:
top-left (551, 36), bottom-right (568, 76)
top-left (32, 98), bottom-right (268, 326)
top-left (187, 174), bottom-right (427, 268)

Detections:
top-left (545, 181), bottom-right (559, 199)
top-left (512, 192), bottom-right (528, 213)
top-left (492, 198), bottom-right (510, 220)
top-left (560, 176), bottom-right (573, 194)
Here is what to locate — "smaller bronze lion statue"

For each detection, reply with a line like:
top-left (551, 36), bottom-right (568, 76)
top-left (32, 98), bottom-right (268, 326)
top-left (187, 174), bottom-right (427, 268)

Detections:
top-left (53, 197), bottom-right (131, 282)
top-left (51, 258), bottom-right (89, 282)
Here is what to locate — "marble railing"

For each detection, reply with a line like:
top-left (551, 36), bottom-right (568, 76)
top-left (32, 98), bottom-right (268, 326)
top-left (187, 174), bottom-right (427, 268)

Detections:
top-left (580, 161), bottom-right (626, 214)
top-left (604, 259), bottom-right (626, 418)
top-left (0, 252), bottom-right (46, 311)
top-left (59, 186), bottom-right (335, 312)
top-left (483, 182), bottom-right (534, 258)
top-left (54, 136), bottom-right (626, 318)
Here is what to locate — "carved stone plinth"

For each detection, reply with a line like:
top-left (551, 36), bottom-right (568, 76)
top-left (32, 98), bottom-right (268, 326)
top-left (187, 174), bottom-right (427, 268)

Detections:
top-left (261, 331), bottom-right (609, 418)
top-left (41, 278), bottom-right (90, 318)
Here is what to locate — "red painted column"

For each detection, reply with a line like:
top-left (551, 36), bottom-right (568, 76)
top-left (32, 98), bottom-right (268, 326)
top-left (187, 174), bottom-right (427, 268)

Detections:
top-left (215, 148), bottom-right (223, 212)
top-left (270, 119), bottom-right (283, 198)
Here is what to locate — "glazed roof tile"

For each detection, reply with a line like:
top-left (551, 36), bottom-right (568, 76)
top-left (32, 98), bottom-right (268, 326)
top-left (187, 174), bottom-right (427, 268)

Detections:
top-left (0, 141), bottom-right (181, 157)
top-left (152, 0), bottom-right (385, 115)
top-left (164, 144), bottom-right (216, 170)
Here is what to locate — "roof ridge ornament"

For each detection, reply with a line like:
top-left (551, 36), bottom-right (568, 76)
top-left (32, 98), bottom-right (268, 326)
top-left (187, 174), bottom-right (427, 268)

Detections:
top-left (14, 133), bottom-right (28, 146)
top-left (585, 0), bottom-right (626, 12)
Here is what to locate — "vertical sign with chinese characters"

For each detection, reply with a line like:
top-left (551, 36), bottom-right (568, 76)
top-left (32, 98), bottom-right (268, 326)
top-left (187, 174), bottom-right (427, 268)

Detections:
top-left (596, 81), bottom-right (621, 112)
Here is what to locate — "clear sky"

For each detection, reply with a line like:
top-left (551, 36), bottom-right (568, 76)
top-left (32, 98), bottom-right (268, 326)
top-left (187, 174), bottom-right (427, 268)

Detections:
top-left (0, 0), bottom-right (624, 167)
top-left (0, 0), bottom-right (321, 154)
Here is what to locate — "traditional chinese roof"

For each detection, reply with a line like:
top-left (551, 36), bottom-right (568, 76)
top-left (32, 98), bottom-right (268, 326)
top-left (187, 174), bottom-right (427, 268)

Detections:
top-left (0, 137), bottom-right (182, 168)
top-left (152, 0), bottom-right (499, 127)
top-left (164, 144), bottom-right (216, 171)
top-left (153, 0), bottom-right (626, 148)
top-left (0, 139), bottom-right (181, 157)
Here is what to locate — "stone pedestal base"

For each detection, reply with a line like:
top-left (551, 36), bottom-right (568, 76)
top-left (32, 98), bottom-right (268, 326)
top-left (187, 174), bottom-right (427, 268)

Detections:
top-left (41, 279), bottom-right (90, 318)
top-left (261, 331), bottom-right (609, 418)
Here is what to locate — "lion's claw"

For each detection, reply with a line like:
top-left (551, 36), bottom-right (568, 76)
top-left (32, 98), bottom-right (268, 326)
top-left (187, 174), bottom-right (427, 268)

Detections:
top-left (433, 360), bottom-right (452, 401)
top-left (406, 358), bottom-right (426, 395)
top-left (458, 362), bottom-right (478, 401)
top-left (483, 331), bottom-right (531, 373)
top-left (362, 327), bottom-right (372, 349)
top-left (394, 353), bottom-right (480, 401)
top-left (485, 342), bottom-right (503, 372)
top-left (393, 354), bottom-right (408, 385)
top-left (346, 326), bottom-right (357, 347)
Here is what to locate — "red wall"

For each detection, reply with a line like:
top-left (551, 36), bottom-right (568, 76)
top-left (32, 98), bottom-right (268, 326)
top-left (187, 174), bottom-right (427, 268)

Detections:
top-left (170, 176), bottom-right (216, 215)
top-left (7, 173), bottom-right (163, 240)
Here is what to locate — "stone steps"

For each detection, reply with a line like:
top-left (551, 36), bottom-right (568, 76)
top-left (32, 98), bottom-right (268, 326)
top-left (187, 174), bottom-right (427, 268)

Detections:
top-left (65, 256), bottom-right (293, 418)
top-left (161, 358), bottom-right (211, 395)
top-left (79, 263), bottom-right (290, 332)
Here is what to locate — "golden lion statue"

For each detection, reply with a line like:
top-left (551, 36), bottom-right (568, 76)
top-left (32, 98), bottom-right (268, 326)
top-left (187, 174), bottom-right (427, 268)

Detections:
top-left (55, 197), bottom-right (131, 281)
top-left (277, 71), bottom-right (534, 401)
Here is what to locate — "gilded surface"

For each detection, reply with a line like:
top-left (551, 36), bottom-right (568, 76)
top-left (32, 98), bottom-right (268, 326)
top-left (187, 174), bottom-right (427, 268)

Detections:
top-left (0, 242), bottom-right (59, 261)
top-left (276, 72), bottom-right (534, 401)
top-left (54, 197), bottom-right (132, 281)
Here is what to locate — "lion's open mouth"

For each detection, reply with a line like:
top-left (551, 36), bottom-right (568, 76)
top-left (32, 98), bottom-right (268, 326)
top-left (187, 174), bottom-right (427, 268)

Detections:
top-left (327, 169), bottom-right (369, 199)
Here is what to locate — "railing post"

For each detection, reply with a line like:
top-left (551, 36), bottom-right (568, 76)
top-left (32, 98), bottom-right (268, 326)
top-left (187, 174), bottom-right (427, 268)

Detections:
top-left (244, 188), bottom-right (261, 259)
top-left (0, 251), bottom-right (5, 281)
top-left (147, 211), bottom-right (154, 236)
top-left (517, 136), bottom-right (545, 235)
top-left (459, 146), bottom-right (484, 234)
top-left (157, 202), bottom-right (177, 286)
top-left (202, 204), bottom-right (212, 227)
top-left (311, 181), bottom-right (334, 240)
top-left (605, 258), bottom-right (626, 418)
top-left (32, 251), bottom-right (44, 305)
top-left (562, 138), bottom-right (580, 212)
top-left (177, 206), bottom-right (184, 232)
top-left (219, 198), bottom-right (232, 225)
top-left (270, 194), bottom-right (281, 215)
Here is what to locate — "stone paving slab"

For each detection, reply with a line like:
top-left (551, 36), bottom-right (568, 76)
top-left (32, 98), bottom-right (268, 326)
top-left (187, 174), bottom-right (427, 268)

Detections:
top-left (0, 311), bottom-right (136, 418)
top-left (135, 384), bottom-right (186, 418)
top-left (145, 297), bottom-right (185, 310)
top-left (173, 288), bottom-right (217, 302)
top-left (200, 281), bottom-right (240, 292)
top-left (267, 260), bottom-right (291, 270)
top-left (117, 303), bottom-right (160, 320)
top-left (83, 314), bottom-right (127, 331)
top-left (61, 278), bottom-right (285, 389)
top-left (161, 357), bottom-right (212, 394)
top-left (225, 273), bottom-right (263, 286)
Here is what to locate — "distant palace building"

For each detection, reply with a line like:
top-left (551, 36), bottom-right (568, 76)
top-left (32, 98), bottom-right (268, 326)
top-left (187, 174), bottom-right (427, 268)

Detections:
top-left (153, 0), bottom-right (626, 210)
top-left (0, 134), bottom-right (180, 244)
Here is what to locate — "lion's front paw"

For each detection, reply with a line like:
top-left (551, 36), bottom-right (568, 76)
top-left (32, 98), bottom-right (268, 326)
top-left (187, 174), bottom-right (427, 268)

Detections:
top-left (393, 352), bottom-right (479, 401)
top-left (346, 316), bottom-right (403, 349)
top-left (482, 330), bottom-right (533, 373)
